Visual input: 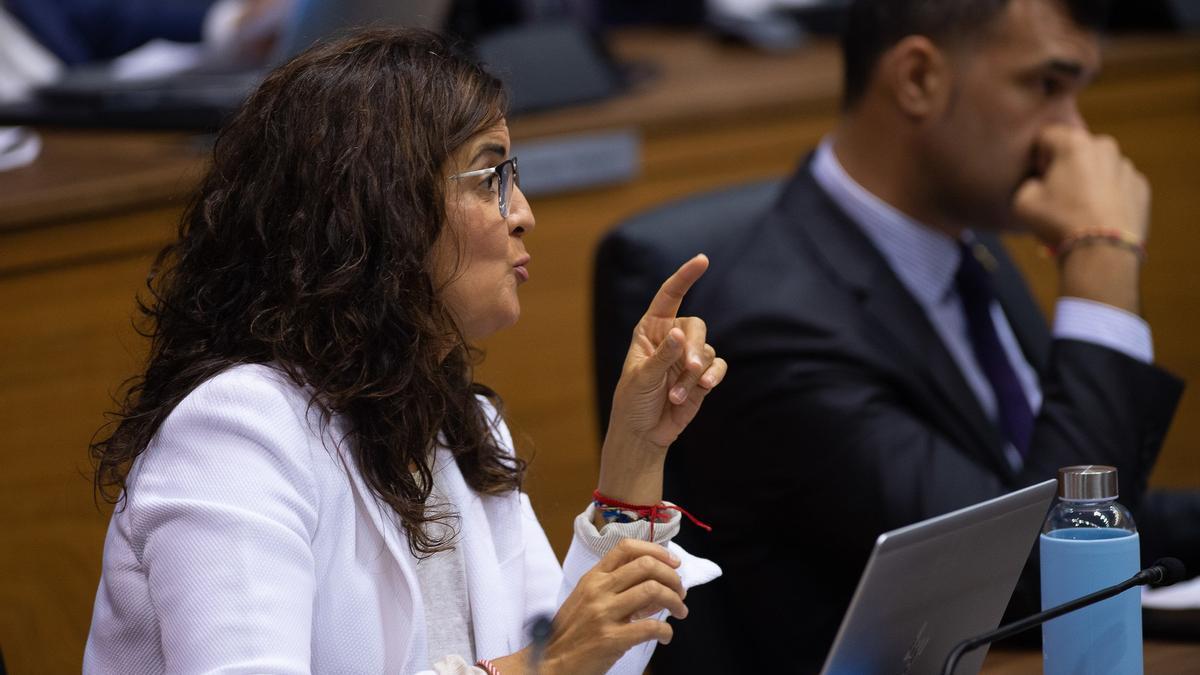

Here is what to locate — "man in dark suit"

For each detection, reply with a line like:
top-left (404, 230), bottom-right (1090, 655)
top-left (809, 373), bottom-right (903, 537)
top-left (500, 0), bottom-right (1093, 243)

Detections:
top-left (635, 0), bottom-right (1198, 671)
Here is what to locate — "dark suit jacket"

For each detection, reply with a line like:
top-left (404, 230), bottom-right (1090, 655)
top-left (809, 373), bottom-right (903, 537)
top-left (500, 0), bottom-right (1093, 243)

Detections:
top-left (612, 162), bottom-right (1192, 673)
top-left (7, 0), bottom-right (214, 65)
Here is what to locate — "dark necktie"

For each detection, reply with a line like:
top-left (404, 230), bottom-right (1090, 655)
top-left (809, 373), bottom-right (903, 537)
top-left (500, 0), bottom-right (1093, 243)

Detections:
top-left (955, 242), bottom-right (1035, 457)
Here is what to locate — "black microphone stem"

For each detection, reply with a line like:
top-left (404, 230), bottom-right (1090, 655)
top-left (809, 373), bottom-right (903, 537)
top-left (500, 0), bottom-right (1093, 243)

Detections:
top-left (527, 614), bottom-right (553, 675)
top-left (941, 574), bottom-right (1142, 675)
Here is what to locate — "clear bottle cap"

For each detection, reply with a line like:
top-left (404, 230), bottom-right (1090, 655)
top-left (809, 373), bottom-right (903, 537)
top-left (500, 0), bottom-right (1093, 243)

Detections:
top-left (1057, 465), bottom-right (1118, 501)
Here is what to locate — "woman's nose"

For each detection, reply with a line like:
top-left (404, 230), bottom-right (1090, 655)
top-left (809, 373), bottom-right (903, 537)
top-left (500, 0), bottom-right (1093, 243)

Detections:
top-left (508, 185), bottom-right (535, 235)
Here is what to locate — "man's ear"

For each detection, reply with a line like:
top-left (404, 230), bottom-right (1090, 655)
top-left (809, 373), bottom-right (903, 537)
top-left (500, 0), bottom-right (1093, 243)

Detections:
top-left (877, 35), bottom-right (952, 121)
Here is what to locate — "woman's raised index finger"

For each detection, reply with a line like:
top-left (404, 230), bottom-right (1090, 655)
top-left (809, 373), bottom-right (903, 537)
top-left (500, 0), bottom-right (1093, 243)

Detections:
top-left (644, 254), bottom-right (709, 320)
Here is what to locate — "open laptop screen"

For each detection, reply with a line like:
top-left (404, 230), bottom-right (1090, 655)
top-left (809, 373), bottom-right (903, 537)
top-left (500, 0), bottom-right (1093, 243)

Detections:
top-left (821, 480), bottom-right (1056, 675)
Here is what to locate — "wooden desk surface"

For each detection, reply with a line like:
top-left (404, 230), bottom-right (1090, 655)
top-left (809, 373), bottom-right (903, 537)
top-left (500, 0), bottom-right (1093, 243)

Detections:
top-left (2, 30), bottom-right (1199, 673)
top-left (982, 641), bottom-right (1200, 673)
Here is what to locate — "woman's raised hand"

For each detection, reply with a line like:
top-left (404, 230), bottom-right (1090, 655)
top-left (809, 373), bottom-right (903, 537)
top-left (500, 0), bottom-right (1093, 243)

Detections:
top-left (598, 254), bottom-right (727, 505)
top-left (488, 258), bottom-right (723, 675)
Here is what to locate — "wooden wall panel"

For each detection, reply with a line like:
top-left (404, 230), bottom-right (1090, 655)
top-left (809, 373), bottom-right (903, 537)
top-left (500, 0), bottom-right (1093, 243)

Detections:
top-left (2, 248), bottom-right (159, 673)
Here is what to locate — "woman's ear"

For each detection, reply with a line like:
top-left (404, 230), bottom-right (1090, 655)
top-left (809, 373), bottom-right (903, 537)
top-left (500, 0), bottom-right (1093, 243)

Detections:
top-left (878, 35), bottom-right (953, 121)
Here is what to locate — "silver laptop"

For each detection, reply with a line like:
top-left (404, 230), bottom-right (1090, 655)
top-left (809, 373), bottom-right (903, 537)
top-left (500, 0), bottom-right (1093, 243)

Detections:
top-left (820, 479), bottom-right (1057, 675)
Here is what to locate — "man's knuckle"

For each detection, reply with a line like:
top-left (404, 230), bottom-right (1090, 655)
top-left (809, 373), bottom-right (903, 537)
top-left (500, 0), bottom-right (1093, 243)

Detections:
top-left (598, 625), bottom-right (622, 648)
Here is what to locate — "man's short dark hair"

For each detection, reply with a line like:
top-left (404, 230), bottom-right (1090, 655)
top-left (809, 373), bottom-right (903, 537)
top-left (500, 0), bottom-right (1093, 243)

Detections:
top-left (840, 0), bottom-right (1111, 109)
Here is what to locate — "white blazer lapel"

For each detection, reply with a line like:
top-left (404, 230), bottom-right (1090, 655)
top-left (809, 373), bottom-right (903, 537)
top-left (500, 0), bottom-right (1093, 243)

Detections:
top-left (434, 450), bottom-right (526, 659)
top-left (339, 448), bottom-right (429, 670)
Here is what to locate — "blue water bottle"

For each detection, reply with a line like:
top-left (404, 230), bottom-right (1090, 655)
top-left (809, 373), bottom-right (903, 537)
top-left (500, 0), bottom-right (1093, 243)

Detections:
top-left (1040, 465), bottom-right (1142, 674)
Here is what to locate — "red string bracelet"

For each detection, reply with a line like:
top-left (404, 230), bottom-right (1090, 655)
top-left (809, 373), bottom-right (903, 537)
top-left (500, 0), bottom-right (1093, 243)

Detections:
top-left (475, 658), bottom-right (501, 675)
top-left (592, 489), bottom-right (713, 541)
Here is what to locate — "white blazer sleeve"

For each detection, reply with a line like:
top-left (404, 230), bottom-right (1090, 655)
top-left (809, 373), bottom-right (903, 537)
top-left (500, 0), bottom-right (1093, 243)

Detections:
top-left (123, 369), bottom-right (320, 674)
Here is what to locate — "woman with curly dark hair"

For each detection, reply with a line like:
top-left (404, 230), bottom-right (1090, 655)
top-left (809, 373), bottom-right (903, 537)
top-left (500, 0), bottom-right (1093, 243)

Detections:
top-left (83, 28), bottom-right (726, 675)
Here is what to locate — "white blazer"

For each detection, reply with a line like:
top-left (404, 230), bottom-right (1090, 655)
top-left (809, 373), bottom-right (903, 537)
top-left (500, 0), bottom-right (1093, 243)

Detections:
top-left (84, 364), bottom-right (719, 674)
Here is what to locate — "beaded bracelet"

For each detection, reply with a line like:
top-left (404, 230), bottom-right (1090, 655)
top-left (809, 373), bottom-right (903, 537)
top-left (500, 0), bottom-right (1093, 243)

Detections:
top-left (595, 506), bottom-right (659, 525)
top-left (1048, 228), bottom-right (1146, 263)
top-left (592, 489), bottom-right (713, 541)
top-left (476, 657), bottom-right (501, 675)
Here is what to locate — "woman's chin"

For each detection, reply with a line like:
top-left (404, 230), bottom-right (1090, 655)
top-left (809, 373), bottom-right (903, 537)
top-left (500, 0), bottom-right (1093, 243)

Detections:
top-left (464, 307), bottom-right (521, 343)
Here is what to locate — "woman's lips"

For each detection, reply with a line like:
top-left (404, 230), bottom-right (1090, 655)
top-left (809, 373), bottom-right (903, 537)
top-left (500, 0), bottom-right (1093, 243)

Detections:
top-left (514, 257), bottom-right (531, 282)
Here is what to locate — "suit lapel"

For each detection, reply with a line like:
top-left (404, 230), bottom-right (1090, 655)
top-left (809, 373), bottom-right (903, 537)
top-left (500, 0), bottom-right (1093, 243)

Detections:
top-left (782, 164), bottom-right (1012, 476)
top-left (858, 269), bottom-right (1011, 474)
top-left (977, 234), bottom-right (1052, 373)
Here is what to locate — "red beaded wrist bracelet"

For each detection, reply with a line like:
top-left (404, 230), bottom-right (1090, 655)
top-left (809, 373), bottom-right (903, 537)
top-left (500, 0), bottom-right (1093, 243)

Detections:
top-left (592, 489), bottom-right (713, 541)
top-left (476, 657), bottom-right (501, 675)
top-left (1047, 228), bottom-right (1146, 262)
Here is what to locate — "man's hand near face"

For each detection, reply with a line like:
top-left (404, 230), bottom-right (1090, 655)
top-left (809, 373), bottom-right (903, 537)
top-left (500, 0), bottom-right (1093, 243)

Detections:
top-left (1014, 125), bottom-right (1150, 314)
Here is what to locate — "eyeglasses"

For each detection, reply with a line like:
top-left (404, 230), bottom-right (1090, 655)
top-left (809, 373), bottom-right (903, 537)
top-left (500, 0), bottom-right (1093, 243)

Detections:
top-left (450, 156), bottom-right (520, 218)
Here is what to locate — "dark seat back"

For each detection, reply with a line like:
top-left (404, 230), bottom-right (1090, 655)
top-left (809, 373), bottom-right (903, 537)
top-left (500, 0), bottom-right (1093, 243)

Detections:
top-left (591, 178), bottom-right (784, 431)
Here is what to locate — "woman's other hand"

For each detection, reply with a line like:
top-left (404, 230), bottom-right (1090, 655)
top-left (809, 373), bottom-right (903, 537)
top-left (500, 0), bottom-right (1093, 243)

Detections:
top-left (490, 539), bottom-right (686, 675)
top-left (599, 254), bottom-right (727, 506)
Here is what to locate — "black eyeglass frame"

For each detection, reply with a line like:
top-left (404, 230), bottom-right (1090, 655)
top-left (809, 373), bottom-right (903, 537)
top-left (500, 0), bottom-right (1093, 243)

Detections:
top-left (450, 156), bottom-right (520, 218)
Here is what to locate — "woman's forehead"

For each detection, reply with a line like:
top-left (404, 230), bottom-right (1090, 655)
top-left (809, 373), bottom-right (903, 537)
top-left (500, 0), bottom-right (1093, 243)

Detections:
top-left (460, 121), bottom-right (511, 163)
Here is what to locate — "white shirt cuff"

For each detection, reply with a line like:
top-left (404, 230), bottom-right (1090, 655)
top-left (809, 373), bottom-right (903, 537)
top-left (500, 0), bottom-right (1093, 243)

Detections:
top-left (574, 503), bottom-right (682, 559)
top-left (1053, 297), bottom-right (1153, 363)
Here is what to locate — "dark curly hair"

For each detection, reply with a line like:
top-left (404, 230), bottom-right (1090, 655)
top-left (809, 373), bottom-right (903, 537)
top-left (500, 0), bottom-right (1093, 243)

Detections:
top-left (90, 28), bottom-right (525, 555)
